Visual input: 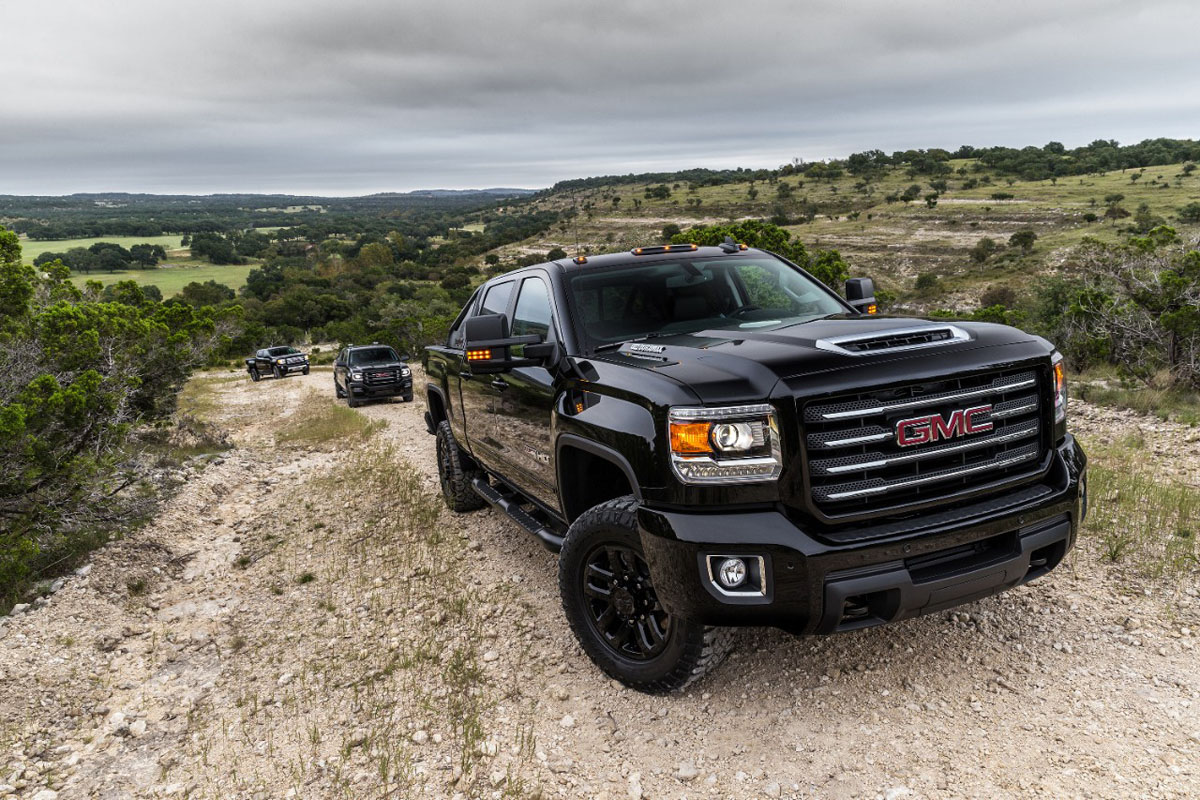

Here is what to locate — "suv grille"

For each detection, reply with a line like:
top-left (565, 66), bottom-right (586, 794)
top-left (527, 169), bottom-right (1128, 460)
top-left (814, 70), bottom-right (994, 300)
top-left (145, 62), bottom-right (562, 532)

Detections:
top-left (802, 368), bottom-right (1047, 520)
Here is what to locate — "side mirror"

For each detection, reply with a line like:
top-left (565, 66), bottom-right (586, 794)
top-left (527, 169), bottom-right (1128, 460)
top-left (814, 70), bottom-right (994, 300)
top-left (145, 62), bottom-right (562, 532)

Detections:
top-left (845, 277), bottom-right (878, 315)
top-left (463, 313), bottom-right (542, 374)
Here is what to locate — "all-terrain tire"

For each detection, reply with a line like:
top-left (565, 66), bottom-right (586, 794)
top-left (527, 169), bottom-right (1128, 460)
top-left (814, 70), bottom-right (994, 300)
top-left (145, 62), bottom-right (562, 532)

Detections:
top-left (334, 379), bottom-right (346, 398)
top-left (302, 366), bottom-right (310, 375)
top-left (250, 368), bottom-right (261, 382)
top-left (558, 496), bottom-right (732, 693)
top-left (402, 392), bottom-right (414, 402)
top-left (273, 365), bottom-right (284, 379)
top-left (435, 420), bottom-right (486, 512)
top-left (347, 394), bottom-right (362, 408)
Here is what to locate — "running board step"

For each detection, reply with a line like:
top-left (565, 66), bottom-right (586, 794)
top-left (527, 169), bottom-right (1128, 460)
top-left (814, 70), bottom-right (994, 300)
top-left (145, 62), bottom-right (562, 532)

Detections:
top-left (470, 477), bottom-right (565, 553)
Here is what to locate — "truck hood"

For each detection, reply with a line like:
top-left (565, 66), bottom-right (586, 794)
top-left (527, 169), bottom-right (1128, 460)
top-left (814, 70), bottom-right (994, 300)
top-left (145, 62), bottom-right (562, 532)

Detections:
top-left (588, 315), bottom-right (1043, 404)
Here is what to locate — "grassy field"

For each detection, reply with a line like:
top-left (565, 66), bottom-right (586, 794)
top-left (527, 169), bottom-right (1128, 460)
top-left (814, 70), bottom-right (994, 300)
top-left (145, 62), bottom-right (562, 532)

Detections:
top-left (66, 260), bottom-right (256, 294)
top-left (18, 234), bottom-right (186, 263)
top-left (510, 159), bottom-right (1200, 308)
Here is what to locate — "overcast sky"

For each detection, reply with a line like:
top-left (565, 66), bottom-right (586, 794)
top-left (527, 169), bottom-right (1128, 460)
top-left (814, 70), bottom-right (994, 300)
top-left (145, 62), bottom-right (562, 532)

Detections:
top-left (3, 0), bottom-right (1198, 195)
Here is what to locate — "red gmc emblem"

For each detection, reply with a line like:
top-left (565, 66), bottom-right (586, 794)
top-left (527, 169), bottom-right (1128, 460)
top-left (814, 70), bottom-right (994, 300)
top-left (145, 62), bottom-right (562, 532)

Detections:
top-left (896, 404), bottom-right (993, 447)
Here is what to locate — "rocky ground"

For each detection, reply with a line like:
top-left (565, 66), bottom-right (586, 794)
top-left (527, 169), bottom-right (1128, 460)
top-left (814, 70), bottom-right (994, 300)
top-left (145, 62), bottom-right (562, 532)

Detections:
top-left (2, 367), bottom-right (1198, 800)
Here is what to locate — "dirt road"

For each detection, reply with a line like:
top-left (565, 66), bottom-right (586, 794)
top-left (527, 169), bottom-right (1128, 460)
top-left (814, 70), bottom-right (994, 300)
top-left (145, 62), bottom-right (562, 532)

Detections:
top-left (2, 368), bottom-right (1198, 799)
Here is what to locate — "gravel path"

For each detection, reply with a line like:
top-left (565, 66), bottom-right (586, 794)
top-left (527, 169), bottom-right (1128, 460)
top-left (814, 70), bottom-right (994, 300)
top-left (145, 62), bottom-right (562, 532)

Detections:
top-left (1, 368), bottom-right (1197, 799)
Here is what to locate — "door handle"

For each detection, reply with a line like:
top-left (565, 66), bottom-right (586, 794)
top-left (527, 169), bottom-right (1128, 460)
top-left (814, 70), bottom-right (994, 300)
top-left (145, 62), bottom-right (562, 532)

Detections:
top-left (491, 378), bottom-right (509, 391)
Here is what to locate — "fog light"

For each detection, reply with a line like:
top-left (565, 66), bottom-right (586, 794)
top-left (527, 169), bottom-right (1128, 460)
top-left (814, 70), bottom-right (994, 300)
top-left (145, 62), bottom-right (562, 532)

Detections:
top-left (717, 558), bottom-right (747, 588)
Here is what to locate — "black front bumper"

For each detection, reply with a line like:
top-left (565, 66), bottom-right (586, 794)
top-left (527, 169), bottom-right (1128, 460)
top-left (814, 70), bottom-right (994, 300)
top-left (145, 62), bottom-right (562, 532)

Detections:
top-left (349, 377), bottom-right (413, 398)
top-left (638, 434), bottom-right (1086, 635)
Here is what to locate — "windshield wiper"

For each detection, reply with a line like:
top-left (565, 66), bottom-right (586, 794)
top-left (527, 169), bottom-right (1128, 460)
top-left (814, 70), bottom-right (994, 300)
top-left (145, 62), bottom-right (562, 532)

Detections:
top-left (593, 332), bottom-right (674, 353)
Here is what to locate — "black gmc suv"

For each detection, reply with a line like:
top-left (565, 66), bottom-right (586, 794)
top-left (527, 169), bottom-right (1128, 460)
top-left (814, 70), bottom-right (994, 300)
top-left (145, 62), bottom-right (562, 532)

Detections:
top-left (423, 242), bottom-right (1087, 692)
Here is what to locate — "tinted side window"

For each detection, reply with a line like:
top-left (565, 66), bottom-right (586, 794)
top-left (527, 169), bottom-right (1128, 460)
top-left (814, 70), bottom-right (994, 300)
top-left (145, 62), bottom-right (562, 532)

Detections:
top-left (512, 277), bottom-right (553, 338)
top-left (480, 281), bottom-right (514, 316)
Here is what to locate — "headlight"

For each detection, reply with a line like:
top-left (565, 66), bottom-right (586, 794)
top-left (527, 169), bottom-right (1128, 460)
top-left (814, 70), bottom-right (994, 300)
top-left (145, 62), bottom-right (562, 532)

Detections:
top-left (400, 367), bottom-right (411, 376)
top-left (351, 371), bottom-right (363, 381)
top-left (275, 359), bottom-right (284, 365)
top-left (1052, 351), bottom-right (1067, 424)
top-left (668, 404), bottom-right (781, 484)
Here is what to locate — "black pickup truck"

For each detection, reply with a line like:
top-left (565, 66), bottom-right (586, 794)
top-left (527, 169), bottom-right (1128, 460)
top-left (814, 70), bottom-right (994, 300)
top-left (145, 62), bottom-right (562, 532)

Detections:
top-left (423, 242), bottom-right (1087, 692)
top-left (247, 346), bottom-right (309, 381)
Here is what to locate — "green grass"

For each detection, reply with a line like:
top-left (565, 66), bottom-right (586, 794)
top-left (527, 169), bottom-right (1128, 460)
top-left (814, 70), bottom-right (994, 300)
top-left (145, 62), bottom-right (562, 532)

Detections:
top-left (18, 233), bottom-right (186, 263)
top-left (1083, 438), bottom-right (1200, 578)
top-left (67, 260), bottom-right (256, 294)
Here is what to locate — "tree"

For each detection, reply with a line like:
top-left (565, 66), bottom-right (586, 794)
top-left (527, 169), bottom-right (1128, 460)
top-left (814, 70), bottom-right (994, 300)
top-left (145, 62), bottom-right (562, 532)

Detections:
top-left (1179, 202), bottom-right (1200, 223)
top-left (900, 184), bottom-right (922, 202)
top-left (1009, 229), bottom-right (1038, 252)
top-left (178, 280), bottom-right (236, 307)
top-left (129, 243), bottom-right (166, 266)
top-left (669, 220), bottom-right (847, 290)
top-left (1104, 204), bottom-right (1131, 223)
top-left (661, 223), bottom-right (681, 241)
top-left (1133, 203), bottom-right (1165, 233)
top-left (970, 237), bottom-right (999, 263)
top-left (546, 247), bottom-right (569, 261)
top-left (644, 185), bottom-right (671, 200)
top-left (928, 179), bottom-right (948, 193)
top-left (924, 193), bottom-right (939, 208)
top-left (1068, 227), bottom-right (1200, 386)
top-left (189, 233), bottom-right (243, 265)
top-left (0, 233), bottom-right (236, 604)
top-left (484, 253), bottom-right (501, 266)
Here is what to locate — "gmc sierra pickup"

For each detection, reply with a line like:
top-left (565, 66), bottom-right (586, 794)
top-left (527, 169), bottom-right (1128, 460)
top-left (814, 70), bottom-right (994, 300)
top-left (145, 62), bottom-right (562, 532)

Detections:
top-left (423, 241), bottom-right (1087, 693)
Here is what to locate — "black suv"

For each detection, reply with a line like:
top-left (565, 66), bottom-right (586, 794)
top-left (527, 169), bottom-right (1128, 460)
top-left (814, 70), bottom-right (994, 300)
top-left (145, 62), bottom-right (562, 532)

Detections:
top-left (424, 243), bottom-right (1087, 692)
top-left (247, 346), bottom-right (309, 381)
top-left (334, 343), bottom-right (414, 407)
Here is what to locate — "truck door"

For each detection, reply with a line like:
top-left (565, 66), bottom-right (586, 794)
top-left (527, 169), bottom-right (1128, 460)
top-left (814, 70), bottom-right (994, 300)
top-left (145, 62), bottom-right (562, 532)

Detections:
top-left (458, 279), bottom-right (516, 469)
top-left (487, 274), bottom-right (561, 512)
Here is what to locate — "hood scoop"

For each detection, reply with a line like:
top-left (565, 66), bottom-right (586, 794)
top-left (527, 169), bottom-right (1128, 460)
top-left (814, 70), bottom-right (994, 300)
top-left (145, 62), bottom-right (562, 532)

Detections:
top-left (814, 325), bottom-right (971, 356)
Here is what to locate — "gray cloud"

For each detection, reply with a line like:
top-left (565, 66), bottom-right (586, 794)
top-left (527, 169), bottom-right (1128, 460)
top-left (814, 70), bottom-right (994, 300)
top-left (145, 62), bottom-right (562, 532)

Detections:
top-left (3, 0), bottom-right (1198, 194)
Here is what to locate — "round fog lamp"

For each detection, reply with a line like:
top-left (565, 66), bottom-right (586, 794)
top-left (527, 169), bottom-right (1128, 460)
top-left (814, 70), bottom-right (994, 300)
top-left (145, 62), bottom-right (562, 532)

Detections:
top-left (717, 557), bottom-right (747, 588)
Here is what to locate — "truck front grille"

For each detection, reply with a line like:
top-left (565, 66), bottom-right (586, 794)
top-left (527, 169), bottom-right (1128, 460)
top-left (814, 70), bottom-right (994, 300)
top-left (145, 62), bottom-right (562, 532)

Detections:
top-left (801, 368), bottom-right (1048, 520)
top-left (365, 369), bottom-right (398, 385)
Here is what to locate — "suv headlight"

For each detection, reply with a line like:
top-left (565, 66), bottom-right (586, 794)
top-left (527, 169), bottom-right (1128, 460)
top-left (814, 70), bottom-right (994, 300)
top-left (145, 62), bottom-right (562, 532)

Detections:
top-left (351, 371), bottom-right (363, 381)
top-left (1052, 351), bottom-right (1067, 424)
top-left (400, 367), bottom-right (411, 376)
top-left (668, 404), bottom-right (782, 484)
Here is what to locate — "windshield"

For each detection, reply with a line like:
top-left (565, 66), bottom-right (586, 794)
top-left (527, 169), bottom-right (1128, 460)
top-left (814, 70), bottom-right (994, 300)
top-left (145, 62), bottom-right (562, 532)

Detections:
top-left (565, 256), bottom-right (846, 349)
top-left (268, 346), bottom-right (301, 356)
top-left (349, 347), bottom-right (400, 366)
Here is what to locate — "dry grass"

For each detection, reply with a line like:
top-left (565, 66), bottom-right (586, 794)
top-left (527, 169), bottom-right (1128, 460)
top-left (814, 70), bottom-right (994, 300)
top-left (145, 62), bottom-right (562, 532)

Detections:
top-left (273, 391), bottom-right (385, 447)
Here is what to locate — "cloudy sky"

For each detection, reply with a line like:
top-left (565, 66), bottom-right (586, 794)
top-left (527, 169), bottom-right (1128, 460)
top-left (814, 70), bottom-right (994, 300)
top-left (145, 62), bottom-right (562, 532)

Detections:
top-left (3, 0), bottom-right (1198, 195)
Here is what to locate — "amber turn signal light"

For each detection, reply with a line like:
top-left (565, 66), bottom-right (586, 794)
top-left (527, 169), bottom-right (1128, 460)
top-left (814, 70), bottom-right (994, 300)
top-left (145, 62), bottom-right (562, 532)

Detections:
top-left (670, 421), bottom-right (712, 454)
top-left (466, 348), bottom-right (492, 361)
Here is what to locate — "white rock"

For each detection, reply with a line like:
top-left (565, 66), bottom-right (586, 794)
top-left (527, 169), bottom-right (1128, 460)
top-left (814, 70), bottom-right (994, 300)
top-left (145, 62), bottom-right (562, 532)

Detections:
top-left (75, 564), bottom-right (92, 577)
top-left (676, 762), bottom-right (699, 782)
top-left (32, 791), bottom-right (59, 800)
top-left (482, 651), bottom-right (498, 662)
top-left (129, 720), bottom-right (147, 737)
top-left (559, 714), bottom-right (575, 729)
top-left (411, 730), bottom-right (429, 745)
top-left (764, 781), bottom-right (782, 797)
top-left (885, 788), bottom-right (912, 800)
top-left (627, 772), bottom-right (644, 799)
top-left (10, 604), bottom-right (30, 615)
top-left (277, 672), bottom-right (293, 687)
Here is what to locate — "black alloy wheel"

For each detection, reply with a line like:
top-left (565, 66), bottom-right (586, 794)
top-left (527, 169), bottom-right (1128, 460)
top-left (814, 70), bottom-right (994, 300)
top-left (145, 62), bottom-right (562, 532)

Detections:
top-left (581, 544), bottom-right (670, 661)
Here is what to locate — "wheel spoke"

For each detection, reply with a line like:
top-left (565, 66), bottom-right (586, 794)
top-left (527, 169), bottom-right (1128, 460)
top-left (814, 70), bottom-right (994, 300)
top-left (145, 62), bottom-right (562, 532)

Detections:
top-left (594, 605), bottom-right (618, 633)
top-left (583, 580), bottom-right (612, 600)
top-left (586, 562), bottom-right (614, 583)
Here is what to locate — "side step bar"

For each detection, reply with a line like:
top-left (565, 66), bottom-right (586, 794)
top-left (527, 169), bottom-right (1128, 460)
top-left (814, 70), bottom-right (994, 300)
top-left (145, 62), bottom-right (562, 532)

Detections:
top-left (470, 476), bottom-right (565, 553)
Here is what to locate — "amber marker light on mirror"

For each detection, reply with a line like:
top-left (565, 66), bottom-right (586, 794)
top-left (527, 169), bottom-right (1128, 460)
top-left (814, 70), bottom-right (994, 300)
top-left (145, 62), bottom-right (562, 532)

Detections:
top-left (466, 348), bottom-right (492, 361)
top-left (867, 304), bottom-right (878, 315)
